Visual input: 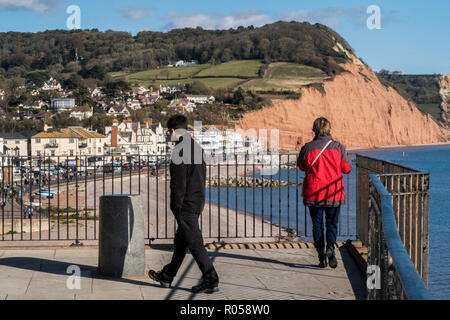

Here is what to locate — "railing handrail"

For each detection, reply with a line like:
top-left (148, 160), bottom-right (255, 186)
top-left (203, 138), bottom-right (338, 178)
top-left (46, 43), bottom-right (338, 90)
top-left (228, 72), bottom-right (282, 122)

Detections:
top-left (369, 174), bottom-right (431, 300)
top-left (357, 154), bottom-right (419, 173)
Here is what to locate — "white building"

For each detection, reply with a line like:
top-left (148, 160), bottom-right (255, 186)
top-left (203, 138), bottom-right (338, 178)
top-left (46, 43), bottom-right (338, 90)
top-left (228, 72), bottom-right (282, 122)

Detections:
top-left (175, 60), bottom-right (198, 67)
top-left (41, 77), bottom-right (62, 91)
top-left (70, 106), bottom-right (93, 120)
top-left (159, 84), bottom-right (186, 94)
top-left (31, 127), bottom-right (107, 159)
top-left (0, 132), bottom-right (30, 165)
top-left (185, 95), bottom-right (215, 104)
top-left (168, 98), bottom-right (196, 113)
top-left (106, 105), bottom-right (131, 117)
top-left (192, 127), bottom-right (261, 159)
top-left (0, 89), bottom-right (5, 101)
top-left (19, 100), bottom-right (46, 110)
top-left (126, 99), bottom-right (142, 110)
top-left (105, 119), bottom-right (169, 156)
top-left (51, 98), bottom-right (76, 113)
top-left (91, 87), bottom-right (103, 98)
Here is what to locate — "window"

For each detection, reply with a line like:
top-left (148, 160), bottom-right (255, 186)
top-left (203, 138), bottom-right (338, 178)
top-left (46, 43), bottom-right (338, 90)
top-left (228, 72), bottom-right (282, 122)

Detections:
top-left (36, 151), bottom-right (41, 157)
top-left (50, 150), bottom-right (55, 156)
top-left (69, 138), bottom-right (74, 143)
top-left (70, 150), bottom-right (74, 156)
top-left (36, 138), bottom-right (41, 143)
top-left (50, 139), bottom-right (56, 144)
top-left (98, 147), bottom-right (101, 153)
top-left (15, 140), bottom-right (20, 145)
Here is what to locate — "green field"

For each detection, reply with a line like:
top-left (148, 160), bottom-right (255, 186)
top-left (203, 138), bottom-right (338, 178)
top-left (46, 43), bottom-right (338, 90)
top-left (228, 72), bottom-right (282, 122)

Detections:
top-left (108, 71), bottom-right (126, 77)
top-left (196, 60), bottom-right (263, 78)
top-left (109, 60), bottom-right (329, 91)
top-left (117, 60), bottom-right (262, 89)
top-left (242, 62), bottom-right (328, 91)
top-left (125, 64), bottom-right (211, 83)
top-left (146, 77), bottom-right (244, 89)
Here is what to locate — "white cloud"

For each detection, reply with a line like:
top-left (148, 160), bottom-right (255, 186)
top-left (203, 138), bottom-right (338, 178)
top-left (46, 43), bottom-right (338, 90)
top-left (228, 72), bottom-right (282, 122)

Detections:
top-left (0, 0), bottom-right (62, 14)
top-left (281, 7), bottom-right (367, 28)
top-left (161, 10), bottom-right (272, 31)
top-left (121, 6), bottom-right (154, 20)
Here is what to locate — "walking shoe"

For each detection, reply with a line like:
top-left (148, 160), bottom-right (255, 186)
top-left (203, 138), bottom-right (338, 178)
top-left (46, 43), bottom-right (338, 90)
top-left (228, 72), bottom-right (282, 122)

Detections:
top-left (148, 270), bottom-right (172, 288)
top-left (192, 281), bottom-right (219, 294)
top-left (318, 254), bottom-right (328, 268)
top-left (326, 247), bottom-right (338, 269)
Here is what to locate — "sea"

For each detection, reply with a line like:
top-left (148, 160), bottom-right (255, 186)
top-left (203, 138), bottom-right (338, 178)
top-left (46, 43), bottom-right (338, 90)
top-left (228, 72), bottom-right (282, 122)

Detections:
top-left (206, 144), bottom-right (450, 299)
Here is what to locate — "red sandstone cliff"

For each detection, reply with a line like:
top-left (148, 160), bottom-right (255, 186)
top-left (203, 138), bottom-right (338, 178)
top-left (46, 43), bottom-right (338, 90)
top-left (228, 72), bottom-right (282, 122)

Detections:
top-left (236, 63), bottom-right (449, 150)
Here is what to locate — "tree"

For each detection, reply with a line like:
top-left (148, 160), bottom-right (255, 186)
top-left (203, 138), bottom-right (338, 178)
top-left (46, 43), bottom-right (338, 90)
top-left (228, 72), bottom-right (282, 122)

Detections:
top-left (232, 87), bottom-right (245, 105)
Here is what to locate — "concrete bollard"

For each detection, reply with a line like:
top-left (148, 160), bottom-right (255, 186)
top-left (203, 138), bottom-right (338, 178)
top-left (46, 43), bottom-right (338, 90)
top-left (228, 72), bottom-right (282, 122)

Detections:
top-left (98, 194), bottom-right (145, 277)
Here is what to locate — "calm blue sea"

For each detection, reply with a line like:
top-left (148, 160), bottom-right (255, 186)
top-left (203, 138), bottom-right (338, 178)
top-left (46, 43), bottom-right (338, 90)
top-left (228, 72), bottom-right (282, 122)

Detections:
top-left (206, 144), bottom-right (450, 299)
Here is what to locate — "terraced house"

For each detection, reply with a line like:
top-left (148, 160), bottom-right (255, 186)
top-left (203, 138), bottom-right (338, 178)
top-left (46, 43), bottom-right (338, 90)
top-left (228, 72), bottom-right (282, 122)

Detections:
top-left (0, 132), bottom-right (30, 165)
top-left (31, 127), bottom-right (107, 159)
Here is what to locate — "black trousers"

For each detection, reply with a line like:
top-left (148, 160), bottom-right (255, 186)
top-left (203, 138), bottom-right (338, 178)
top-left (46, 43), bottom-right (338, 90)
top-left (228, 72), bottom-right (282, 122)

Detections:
top-left (162, 211), bottom-right (219, 283)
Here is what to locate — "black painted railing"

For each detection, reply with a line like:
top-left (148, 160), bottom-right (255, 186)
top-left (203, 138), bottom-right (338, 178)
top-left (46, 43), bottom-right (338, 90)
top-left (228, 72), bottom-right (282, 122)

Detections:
top-left (367, 174), bottom-right (431, 300)
top-left (0, 153), bottom-right (354, 244)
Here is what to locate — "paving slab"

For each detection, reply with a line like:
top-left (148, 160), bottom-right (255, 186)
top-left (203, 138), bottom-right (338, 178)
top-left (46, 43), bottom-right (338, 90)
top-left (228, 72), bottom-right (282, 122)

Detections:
top-left (0, 247), bottom-right (365, 300)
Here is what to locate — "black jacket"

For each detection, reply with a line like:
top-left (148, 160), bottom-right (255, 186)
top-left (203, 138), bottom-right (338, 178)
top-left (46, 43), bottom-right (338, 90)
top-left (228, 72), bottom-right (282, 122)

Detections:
top-left (169, 133), bottom-right (206, 215)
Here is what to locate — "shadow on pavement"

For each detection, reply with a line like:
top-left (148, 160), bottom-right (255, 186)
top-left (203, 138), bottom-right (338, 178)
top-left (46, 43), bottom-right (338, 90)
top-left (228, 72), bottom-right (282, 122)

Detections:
top-left (338, 247), bottom-right (367, 300)
top-left (0, 257), bottom-right (172, 290)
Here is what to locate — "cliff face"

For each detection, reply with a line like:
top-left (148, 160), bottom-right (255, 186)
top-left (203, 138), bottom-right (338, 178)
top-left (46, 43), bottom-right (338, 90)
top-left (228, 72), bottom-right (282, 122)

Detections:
top-left (439, 75), bottom-right (450, 121)
top-left (236, 63), bottom-right (449, 150)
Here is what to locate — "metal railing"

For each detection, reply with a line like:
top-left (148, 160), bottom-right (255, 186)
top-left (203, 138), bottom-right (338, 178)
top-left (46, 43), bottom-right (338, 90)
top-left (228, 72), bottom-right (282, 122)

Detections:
top-left (0, 153), bottom-right (354, 244)
top-left (368, 174), bottom-right (431, 300)
top-left (356, 155), bottom-right (429, 285)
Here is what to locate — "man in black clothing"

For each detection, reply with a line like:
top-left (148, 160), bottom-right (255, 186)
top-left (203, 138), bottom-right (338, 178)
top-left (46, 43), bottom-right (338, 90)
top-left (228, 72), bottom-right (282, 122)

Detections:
top-left (148, 115), bottom-right (219, 294)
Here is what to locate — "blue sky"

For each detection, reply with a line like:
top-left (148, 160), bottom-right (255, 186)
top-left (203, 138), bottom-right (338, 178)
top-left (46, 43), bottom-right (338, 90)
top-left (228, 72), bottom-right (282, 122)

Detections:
top-left (0, 0), bottom-right (448, 74)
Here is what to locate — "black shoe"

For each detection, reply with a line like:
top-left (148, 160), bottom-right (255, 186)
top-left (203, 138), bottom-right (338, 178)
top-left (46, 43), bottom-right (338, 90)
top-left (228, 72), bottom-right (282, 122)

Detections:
top-left (318, 255), bottom-right (328, 268)
top-left (192, 281), bottom-right (219, 294)
top-left (148, 270), bottom-right (172, 288)
top-left (326, 247), bottom-right (338, 269)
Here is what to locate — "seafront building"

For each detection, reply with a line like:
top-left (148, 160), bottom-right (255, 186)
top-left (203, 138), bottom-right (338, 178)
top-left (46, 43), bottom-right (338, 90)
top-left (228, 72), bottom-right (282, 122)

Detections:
top-left (0, 132), bottom-right (30, 166)
top-left (192, 126), bottom-right (261, 158)
top-left (104, 119), bottom-right (170, 160)
top-left (31, 127), bottom-right (107, 159)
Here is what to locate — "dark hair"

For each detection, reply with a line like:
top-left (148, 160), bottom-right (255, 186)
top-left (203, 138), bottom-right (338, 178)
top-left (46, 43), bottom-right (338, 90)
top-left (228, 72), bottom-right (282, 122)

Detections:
top-left (167, 114), bottom-right (188, 131)
top-left (312, 117), bottom-right (331, 137)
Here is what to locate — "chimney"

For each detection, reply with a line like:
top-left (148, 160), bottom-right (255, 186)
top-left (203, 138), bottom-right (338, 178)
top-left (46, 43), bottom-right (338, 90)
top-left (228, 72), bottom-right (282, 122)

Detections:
top-left (111, 125), bottom-right (118, 147)
top-left (143, 118), bottom-right (153, 128)
top-left (44, 124), bottom-right (53, 132)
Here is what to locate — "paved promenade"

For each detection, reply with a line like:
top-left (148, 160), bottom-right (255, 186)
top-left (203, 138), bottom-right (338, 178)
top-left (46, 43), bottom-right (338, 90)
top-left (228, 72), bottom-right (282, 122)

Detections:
top-left (0, 246), bottom-right (366, 300)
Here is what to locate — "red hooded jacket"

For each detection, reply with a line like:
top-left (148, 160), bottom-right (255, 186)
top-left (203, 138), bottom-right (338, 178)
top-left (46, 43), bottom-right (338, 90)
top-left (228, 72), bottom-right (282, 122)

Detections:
top-left (297, 135), bottom-right (352, 207)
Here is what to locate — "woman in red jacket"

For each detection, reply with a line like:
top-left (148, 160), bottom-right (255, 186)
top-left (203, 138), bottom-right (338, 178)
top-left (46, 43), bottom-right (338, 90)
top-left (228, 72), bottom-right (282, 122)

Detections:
top-left (297, 117), bottom-right (352, 268)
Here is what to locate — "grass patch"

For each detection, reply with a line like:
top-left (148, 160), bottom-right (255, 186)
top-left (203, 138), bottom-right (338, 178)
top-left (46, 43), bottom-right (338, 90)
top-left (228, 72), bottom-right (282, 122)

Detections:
top-left (142, 77), bottom-right (243, 89)
top-left (416, 103), bottom-right (442, 121)
top-left (195, 77), bottom-right (245, 89)
top-left (196, 60), bottom-right (263, 78)
top-left (5, 231), bottom-right (26, 235)
top-left (242, 62), bottom-right (328, 92)
top-left (108, 71), bottom-right (126, 77)
top-left (126, 64), bottom-right (210, 83)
